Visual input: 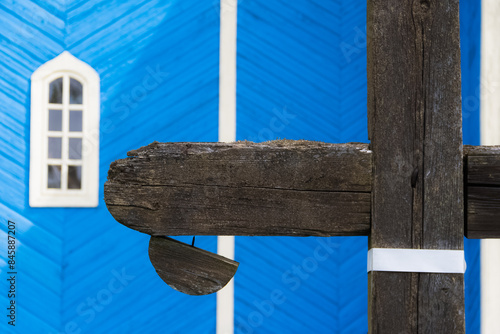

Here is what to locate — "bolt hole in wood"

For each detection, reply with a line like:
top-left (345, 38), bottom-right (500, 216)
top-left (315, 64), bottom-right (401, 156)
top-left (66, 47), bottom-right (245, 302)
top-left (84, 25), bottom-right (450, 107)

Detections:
top-left (420, 0), bottom-right (430, 10)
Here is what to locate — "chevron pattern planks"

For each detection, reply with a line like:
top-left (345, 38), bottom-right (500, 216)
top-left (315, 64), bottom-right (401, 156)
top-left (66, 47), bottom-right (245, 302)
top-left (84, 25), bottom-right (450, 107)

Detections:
top-left (61, 0), bottom-right (220, 332)
top-left (0, 0), bottom-right (481, 333)
top-left (0, 1), bottom-right (219, 333)
top-left (1, 0), bottom-right (65, 332)
top-left (235, 1), bottom-right (368, 332)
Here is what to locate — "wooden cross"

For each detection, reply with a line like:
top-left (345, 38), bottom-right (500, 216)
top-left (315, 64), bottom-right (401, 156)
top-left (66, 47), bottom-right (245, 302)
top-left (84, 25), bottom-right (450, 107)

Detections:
top-left (104, 1), bottom-right (500, 332)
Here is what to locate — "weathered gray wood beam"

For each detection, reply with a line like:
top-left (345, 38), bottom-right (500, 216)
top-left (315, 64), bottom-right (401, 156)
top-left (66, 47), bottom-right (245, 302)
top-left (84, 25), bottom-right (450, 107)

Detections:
top-left (104, 141), bottom-right (372, 237)
top-left (367, 0), bottom-right (464, 332)
top-left (465, 145), bottom-right (500, 238)
top-left (104, 141), bottom-right (500, 239)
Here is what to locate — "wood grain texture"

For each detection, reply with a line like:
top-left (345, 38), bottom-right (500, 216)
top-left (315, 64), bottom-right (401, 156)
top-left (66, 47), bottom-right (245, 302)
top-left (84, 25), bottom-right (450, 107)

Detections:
top-left (148, 236), bottom-right (239, 295)
top-left (367, 0), bottom-right (464, 332)
top-left (465, 145), bottom-right (500, 185)
top-left (105, 141), bottom-right (372, 236)
top-left (465, 145), bottom-right (500, 238)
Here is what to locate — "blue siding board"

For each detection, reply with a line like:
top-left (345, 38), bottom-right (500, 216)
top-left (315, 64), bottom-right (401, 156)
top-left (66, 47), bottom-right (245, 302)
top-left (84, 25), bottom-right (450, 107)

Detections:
top-left (0, 49), bottom-right (33, 81)
top-left (237, 26), bottom-right (340, 91)
top-left (16, 275), bottom-right (61, 324)
top-left (60, 2), bottom-right (220, 333)
top-left (10, 307), bottom-right (60, 334)
top-left (274, 0), bottom-right (341, 26)
top-left (66, 0), bottom-right (164, 49)
top-left (14, 244), bottom-right (61, 287)
top-left (460, 0), bottom-right (481, 146)
top-left (61, 238), bottom-right (216, 333)
top-left (0, 1), bottom-right (66, 332)
top-left (236, 80), bottom-right (341, 138)
top-left (0, 106), bottom-right (25, 137)
top-left (0, 214), bottom-right (63, 334)
top-left (0, 74), bottom-right (28, 104)
top-left (0, 0), bottom-right (65, 40)
top-left (0, 6), bottom-right (64, 51)
top-left (235, 52), bottom-right (341, 112)
top-left (0, 151), bottom-right (24, 182)
top-left (63, 252), bottom-right (147, 309)
top-left (0, 183), bottom-right (25, 212)
top-left (0, 33), bottom-right (52, 65)
top-left (29, 0), bottom-right (66, 21)
top-left (465, 238), bottom-right (481, 333)
top-left (0, 120), bottom-right (26, 151)
top-left (66, 0), bottom-right (151, 26)
top-left (99, 49), bottom-right (217, 110)
top-left (1, 0), bottom-right (219, 333)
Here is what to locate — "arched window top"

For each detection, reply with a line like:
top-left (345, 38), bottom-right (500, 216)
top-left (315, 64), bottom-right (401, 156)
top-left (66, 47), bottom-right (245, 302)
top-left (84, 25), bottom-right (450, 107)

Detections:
top-left (31, 51), bottom-right (99, 83)
top-left (30, 52), bottom-right (100, 207)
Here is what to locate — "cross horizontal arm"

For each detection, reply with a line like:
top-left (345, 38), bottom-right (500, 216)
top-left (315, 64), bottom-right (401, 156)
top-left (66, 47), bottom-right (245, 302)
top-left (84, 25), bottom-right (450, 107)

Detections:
top-left (104, 142), bottom-right (500, 238)
top-left (104, 141), bottom-right (372, 236)
top-left (465, 145), bottom-right (500, 238)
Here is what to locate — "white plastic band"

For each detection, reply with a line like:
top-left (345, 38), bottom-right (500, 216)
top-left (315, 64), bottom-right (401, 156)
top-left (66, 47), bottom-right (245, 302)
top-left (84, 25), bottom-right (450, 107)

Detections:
top-left (367, 248), bottom-right (466, 274)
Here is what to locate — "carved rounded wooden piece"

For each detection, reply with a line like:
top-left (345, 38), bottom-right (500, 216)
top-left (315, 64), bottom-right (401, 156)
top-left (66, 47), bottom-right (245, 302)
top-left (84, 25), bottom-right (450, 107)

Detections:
top-left (148, 236), bottom-right (239, 295)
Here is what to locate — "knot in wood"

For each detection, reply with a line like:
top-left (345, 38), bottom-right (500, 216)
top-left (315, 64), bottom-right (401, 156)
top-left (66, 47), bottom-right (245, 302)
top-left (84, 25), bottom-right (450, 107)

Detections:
top-left (420, 0), bottom-right (431, 10)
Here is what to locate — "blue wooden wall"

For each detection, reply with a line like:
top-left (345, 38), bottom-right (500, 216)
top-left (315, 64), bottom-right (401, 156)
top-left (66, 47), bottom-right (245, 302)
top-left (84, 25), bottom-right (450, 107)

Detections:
top-left (1, 1), bottom-right (220, 333)
top-left (235, 1), bottom-right (368, 333)
top-left (461, 0), bottom-right (482, 332)
top-left (0, 0), bottom-right (481, 333)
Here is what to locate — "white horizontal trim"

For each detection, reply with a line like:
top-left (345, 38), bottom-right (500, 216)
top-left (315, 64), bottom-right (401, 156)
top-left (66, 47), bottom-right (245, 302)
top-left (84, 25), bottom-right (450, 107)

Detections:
top-left (368, 248), bottom-right (466, 274)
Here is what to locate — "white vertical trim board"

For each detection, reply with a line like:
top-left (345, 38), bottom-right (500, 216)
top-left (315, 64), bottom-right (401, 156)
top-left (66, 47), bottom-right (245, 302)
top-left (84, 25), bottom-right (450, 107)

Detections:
top-left (217, 0), bottom-right (238, 333)
top-left (481, 1), bottom-right (500, 333)
top-left (219, 0), bottom-right (237, 143)
top-left (217, 235), bottom-right (235, 334)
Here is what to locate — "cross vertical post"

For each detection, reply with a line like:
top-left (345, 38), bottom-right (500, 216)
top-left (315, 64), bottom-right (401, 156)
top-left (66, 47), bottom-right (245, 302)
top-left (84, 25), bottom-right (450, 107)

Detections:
top-left (367, 0), bottom-right (465, 332)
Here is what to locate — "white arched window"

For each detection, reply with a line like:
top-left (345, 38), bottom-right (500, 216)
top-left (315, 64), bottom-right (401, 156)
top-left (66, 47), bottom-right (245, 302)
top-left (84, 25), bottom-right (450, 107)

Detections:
top-left (30, 51), bottom-right (100, 207)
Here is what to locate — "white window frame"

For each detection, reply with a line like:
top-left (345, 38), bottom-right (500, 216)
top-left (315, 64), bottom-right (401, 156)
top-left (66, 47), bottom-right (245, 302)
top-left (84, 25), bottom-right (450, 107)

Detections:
top-left (30, 51), bottom-right (100, 207)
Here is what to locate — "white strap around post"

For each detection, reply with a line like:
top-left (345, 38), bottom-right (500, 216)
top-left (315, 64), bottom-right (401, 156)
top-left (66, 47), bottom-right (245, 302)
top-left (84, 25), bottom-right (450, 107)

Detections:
top-left (367, 248), bottom-right (466, 274)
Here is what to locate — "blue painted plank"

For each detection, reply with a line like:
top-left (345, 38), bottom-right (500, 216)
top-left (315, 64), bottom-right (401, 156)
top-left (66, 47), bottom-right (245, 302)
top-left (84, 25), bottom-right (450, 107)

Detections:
top-left (1, 0), bottom-right (64, 41)
top-left (0, 6), bottom-right (64, 54)
top-left (461, 0), bottom-right (481, 147)
top-left (460, 0), bottom-right (482, 332)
